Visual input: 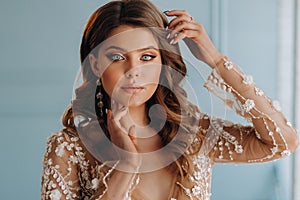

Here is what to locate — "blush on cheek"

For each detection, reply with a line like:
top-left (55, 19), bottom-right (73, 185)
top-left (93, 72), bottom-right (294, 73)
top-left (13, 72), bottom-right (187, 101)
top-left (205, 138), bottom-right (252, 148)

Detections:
top-left (101, 72), bottom-right (120, 97)
top-left (101, 80), bottom-right (114, 97)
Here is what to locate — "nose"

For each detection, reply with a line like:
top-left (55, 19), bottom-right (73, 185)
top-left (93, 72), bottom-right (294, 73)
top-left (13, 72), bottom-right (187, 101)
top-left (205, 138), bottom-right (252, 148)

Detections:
top-left (125, 58), bottom-right (141, 79)
top-left (125, 68), bottom-right (140, 79)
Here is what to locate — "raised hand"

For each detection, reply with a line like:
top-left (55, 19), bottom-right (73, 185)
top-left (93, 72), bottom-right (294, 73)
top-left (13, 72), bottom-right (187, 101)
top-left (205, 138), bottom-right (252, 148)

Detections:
top-left (165, 10), bottom-right (224, 68)
top-left (106, 103), bottom-right (141, 167)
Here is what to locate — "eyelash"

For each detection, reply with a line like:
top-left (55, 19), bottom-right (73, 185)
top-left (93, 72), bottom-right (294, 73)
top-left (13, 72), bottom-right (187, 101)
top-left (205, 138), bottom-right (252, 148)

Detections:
top-left (141, 55), bottom-right (156, 61)
top-left (106, 54), bottom-right (156, 62)
top-left (107, 54), bottom-right (124, 61)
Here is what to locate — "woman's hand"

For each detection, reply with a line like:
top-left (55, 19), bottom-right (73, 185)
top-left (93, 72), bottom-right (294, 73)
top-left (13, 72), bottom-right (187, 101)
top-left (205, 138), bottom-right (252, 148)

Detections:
top-left (106, 104), bottom-right (140, 167)
top-left (165, 10), bottom-right (224, 68)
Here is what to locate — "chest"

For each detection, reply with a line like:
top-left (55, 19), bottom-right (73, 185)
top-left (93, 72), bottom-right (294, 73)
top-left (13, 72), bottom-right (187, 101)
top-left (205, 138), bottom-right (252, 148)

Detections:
top-left (132, 170), bottom-right (177, 200)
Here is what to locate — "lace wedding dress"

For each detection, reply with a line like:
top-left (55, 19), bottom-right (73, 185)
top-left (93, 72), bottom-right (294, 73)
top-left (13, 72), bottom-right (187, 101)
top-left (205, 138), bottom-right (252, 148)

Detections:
top-left (41, 58), bottom-right (298, 200)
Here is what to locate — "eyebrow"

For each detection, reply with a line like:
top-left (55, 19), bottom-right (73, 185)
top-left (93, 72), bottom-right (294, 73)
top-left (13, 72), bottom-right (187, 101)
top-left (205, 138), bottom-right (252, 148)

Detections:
top-left (104, 45), bottom-right (159, 52)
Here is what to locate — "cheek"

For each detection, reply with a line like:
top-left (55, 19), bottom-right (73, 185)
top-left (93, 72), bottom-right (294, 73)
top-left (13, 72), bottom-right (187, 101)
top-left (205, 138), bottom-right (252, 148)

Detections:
top-left (145, 65), bottom-right (162, 84)
top-left (101, 69), bottom-right (123, 96)
top-left (144, 67), bottom-right (161, 97)
top-left (155, 67), bottom-right (162, 82)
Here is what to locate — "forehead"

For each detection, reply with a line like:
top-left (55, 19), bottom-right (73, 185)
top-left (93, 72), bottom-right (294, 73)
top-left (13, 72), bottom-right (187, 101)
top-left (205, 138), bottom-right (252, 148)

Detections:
top-left (99, 25), bottom-right (159, 52)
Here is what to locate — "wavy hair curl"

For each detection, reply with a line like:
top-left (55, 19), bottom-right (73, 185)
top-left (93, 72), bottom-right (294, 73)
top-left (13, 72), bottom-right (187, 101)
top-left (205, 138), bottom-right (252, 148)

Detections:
top-left (62, 0), bottom-right (204, 197)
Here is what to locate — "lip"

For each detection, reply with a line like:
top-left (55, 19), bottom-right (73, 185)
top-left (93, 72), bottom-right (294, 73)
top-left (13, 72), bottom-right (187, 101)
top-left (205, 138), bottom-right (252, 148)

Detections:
top-left (121, 84), bottom-right (145, 94)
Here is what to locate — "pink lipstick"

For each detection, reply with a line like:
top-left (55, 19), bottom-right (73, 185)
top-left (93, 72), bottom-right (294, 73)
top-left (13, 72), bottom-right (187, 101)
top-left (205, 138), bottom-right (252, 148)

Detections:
top-left (121, 85), bottom-right (145, 94)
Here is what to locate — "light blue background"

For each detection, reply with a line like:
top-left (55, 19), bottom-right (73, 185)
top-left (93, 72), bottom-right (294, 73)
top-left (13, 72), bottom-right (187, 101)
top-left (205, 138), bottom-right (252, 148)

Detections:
top-left (0, 0), bottom-right (294, 199)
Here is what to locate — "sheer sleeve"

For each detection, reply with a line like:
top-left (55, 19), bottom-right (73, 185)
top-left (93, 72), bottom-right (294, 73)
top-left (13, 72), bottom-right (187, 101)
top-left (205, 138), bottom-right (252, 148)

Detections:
top-left (41, 129), bottom-right (141, 200)
top-left (41, 131), bottom-right (82, 200)
top-left (200, 56), bottom-right (299, 163)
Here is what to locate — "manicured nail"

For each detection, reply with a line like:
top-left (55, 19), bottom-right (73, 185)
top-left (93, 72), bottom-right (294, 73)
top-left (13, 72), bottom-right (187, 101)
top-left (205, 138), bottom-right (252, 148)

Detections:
top-left (170, 39), bottom-right (174, 44)
top-left (167, 33), bottom-right (170, 39)
top-left (120, 106), bottom-right (126, 111)
top-left (105, 108), bottom-right (108, 114)
top-left (165, 26), bottom-right (168, 30)
top-left (163, 10), bottom-right (169, 14)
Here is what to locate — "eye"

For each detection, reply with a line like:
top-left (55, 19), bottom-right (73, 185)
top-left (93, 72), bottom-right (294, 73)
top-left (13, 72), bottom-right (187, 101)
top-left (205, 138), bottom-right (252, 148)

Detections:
top-left (107, 54), bottom-right (125, 61)
top-left (141, 54), bottom-right (156, 61)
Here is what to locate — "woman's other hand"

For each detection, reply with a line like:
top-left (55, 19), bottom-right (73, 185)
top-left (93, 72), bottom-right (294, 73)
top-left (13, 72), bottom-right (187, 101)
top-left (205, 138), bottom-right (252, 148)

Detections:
top-left (106, 106), bottom-right (140, 166)
top-left (165, 10), bottom-right (224, 68)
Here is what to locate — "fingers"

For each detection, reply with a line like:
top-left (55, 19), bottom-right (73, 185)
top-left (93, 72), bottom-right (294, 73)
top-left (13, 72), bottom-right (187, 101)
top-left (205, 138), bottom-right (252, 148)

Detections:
top-left (168, 23), bottom-right (199, 44)
top-left (110, 100), bottom-right (128, 133)
top-left (106, 109), bottom-right (124, 136)
top-left (164, 9), bottom-right (190, 17)
top-left (165, 10), bottom-right (193, 28)
top-left (107, 109), bottom-right (136, 142)
top-left (107, 109), bottom-right (139, 162)
top-left (111, 100), bottom-right (128, 121)
top-left (164, 10), bottom-right (199, 45)
top-left (167, 14), bottom-right (193, 29)
top-left (128, 125), bottom-right (137, 144)
top-left (170, 31), bottom-right (187, 45)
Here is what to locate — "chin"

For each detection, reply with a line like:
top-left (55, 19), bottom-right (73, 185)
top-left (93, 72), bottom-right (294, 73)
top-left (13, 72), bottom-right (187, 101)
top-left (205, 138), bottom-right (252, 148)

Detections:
top-left (127, 96), bottom-right (149, 108)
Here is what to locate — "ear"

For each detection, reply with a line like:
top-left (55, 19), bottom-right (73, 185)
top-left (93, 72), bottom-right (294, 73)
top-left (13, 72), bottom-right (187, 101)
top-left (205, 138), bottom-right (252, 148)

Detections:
top-left (89, 54), bottom-right (100, 77)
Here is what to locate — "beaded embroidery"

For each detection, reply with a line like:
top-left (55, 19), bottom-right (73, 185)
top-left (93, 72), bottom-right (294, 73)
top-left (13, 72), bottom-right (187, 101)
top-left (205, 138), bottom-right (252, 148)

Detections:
top-left (204, 57), bottom-right (298, 163)
top-left (41, 57), bottom-right (298, 200)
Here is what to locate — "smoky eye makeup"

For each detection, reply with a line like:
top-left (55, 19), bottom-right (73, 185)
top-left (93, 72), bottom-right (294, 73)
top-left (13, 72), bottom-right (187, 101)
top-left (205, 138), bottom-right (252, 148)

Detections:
top-left (140, 54), bottom-right (157, 61)
top-left (103, 45), bottom-right (160, 62)
top-left (106, 53), bottom-right (125, 61)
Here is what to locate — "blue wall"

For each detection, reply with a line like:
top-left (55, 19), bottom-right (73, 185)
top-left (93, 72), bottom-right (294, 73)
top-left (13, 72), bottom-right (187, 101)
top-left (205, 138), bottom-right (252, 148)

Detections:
top-left (0, 0), bottom-right (292, 199)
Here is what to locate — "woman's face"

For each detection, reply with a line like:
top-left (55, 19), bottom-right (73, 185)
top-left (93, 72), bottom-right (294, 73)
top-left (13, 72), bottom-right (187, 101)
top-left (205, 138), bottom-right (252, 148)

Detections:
top-left (90, 25), bottom-right (162, 107)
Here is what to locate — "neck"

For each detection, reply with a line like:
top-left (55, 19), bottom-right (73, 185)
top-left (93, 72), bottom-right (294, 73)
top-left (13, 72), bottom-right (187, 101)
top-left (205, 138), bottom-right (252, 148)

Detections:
top-left (128, 104), bottom-right (149, 126)
top-left (119, 103), bottom-right (148, 133)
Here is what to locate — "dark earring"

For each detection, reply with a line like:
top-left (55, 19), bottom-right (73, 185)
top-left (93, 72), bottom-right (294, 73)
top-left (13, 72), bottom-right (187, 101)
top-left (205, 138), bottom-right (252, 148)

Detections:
top-left (96, 78), bottom-right (104, 117)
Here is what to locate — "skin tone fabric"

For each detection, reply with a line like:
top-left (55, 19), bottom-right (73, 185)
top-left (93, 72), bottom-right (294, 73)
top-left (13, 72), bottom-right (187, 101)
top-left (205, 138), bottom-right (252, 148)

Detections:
top-left (41, 1), bottom-right (299, 200)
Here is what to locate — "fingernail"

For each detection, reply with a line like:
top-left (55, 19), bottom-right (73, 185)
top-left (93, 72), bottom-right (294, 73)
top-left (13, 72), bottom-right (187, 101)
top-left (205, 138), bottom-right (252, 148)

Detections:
top-left (170, 39), bottom-right (174, 45)
top-left (120, 106), bottom-right (127, 111)
top-left (167, 33), bottom-right (170, 39)
top-left (163, 10), bottom-right (169, 14)
top-left (165, 26), bottom-right (168, 30)
top-left (105, 108), bottom-right (108, 114)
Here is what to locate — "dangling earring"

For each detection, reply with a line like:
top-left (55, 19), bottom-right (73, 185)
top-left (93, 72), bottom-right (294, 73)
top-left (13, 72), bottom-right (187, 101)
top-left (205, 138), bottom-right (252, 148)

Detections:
top-left (96, 78), bottom-right (104, 117)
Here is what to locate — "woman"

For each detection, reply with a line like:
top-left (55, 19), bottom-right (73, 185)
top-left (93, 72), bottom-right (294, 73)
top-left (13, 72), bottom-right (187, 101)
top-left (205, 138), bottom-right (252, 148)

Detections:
top-left (41, 0), bottom-right (299, 199)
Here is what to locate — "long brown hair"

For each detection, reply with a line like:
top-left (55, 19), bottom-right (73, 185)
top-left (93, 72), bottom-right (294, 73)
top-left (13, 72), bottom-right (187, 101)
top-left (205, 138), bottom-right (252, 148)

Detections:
top-left (62, 0), bottom-right (204, 196)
